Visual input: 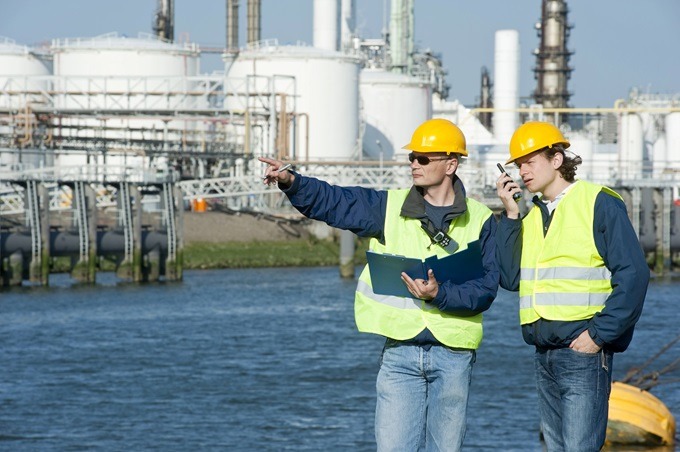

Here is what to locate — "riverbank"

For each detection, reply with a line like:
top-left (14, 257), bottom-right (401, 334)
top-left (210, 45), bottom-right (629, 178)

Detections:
top-left (182, 210), bottom-right (369, 269)
top-left (49, 210), bottom-right (369, 272)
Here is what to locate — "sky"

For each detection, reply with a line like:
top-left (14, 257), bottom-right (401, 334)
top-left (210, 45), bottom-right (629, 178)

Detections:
top-left (2, 0), bottom-right (679, 107)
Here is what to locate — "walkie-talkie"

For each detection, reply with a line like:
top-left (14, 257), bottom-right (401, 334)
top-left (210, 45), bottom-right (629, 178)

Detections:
top-left (497, 163), bottom-right (522, 201)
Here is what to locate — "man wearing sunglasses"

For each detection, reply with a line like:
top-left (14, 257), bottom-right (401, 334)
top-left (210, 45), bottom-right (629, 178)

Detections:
top-left (260, 118), bottom-right (499, 451)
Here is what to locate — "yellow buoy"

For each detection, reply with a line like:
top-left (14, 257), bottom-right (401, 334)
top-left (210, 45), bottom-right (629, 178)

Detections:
top-left (606, 381), bottom-right (676, 447)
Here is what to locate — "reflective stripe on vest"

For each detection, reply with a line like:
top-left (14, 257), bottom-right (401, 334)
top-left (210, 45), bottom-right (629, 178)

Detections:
top-left (519, 181), bottom-right (621, 324)
top-left (354, 189), bottom-right (492, 349)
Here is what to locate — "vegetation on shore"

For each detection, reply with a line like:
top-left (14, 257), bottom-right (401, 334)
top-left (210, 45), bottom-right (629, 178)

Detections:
top-left (49, 238), bottom-right (371, 273)
top-left (182, 238), bottom-right (370, 269)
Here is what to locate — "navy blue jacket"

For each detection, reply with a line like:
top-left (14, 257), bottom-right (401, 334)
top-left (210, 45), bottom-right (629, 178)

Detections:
top-left (496, 190), bottom-right (649, 352)
top-left (280, 173), bottom-right (499, 344)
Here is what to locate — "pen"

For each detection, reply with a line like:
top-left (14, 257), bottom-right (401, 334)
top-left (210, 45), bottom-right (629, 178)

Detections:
top-left (263, 163), bottom-right (293, 180)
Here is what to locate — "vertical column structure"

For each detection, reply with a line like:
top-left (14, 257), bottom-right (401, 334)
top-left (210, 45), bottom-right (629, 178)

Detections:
top-left (116, 182), bottom-right (143, 281)
top-left (163, 182), bottom-right (183, 281)
top-left (533, 0), bottom-right (573, 124)
top-left (389, 0), bottom-right (414, 74)
top-left (247, 0), bottom-right (261, 45)
top-left (226, 0), bottom-right (240, 52)
top-left (71, 181), bottom-right (97, 283)
top-left (313, 0), bottom-right (339, 51)
top-left (339, 0), bottom-right (355, 51)
top-left (339, 229), bottom-right (355, 279)
top-left (27, 180), bottom-right (49, 285)
top-left (132, 184), bottom-right (143, 282)
top-left (493, 30), bottom-right (520, 143)
top-left (153, 0), bottom-right (175, 42)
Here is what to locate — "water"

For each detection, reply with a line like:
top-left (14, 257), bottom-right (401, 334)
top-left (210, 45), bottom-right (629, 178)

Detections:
top-left (0, 268), bottom-right (678, 451)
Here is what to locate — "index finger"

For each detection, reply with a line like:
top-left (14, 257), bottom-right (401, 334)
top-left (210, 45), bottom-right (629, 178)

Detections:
top-left (258, 156), bottom-right (279, 166)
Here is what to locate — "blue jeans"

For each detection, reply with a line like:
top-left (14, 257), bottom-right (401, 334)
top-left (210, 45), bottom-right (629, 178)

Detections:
top-left (375, 342), bottom-right (475, 452)
top-left (535, 347), bottom-right (613, 452)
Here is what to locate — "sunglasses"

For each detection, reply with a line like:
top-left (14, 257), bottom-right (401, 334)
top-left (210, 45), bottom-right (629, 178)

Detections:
top-left (408, 152), bottom-right (453, 165)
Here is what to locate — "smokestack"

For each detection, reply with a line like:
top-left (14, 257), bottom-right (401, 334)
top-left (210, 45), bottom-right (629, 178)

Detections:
top-left (226, 0), bottom-right (239, 52)
top-left (389, 0), bottom-right (414, 74)
top-left (479, 66), bottom-right (493, 130)
top-left (313, 0), bottom-right (339, 51)
top-left (153, 0), bottom-right (174, 42)
top-left (247, 0), bottom-right (261, 45)
top-left (533, 0), bottom-right (573, 122)
top-left (340, 0), bottom-right (355, 51)
top-left (493, 29), bottom-right (520, 142)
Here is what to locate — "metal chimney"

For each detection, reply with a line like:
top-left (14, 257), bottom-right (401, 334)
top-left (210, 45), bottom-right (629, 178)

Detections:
top-left (340, 0), bottom-right (355, 51)
top-left (389, 0), bottom-right (414, 74)
top-left (247, 0), bottom-right (261, 45)
top-left (533, 0), bottom-right (573, 120)
top-left (313, 0), bottom-right (340, 51)
top-left (479, 66), bottom-right (493, 130)
top-left (153, 0), bottom-right (174, 42)
top-left (226, 0), bottom-right (239, 52)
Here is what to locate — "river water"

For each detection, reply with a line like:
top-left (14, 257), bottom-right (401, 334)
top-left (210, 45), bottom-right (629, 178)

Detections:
top-left (0, 267), bottom-right (678, 451)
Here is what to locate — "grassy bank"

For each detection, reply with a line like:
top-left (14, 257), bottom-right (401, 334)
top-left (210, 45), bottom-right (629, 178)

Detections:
top-left (49, 238), bottom-right (371, 273)
top-left (183, 238), bottom-right (370, 269)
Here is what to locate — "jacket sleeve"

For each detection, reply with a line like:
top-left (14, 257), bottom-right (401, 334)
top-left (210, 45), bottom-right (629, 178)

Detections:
top-left (280, 173), bottom-right (387, 239)
top-left (429, 215), bottom-right (500, 316)
top-left (496, 212), bottom-right (522, 291)
top-left (587, 192), bottom-right (649, 347)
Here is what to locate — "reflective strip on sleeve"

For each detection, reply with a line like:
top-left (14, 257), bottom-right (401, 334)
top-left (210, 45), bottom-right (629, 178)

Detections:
top-left (356, 280), bottom-right (421, 310)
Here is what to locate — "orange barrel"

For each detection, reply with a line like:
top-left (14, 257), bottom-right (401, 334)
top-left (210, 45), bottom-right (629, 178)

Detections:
top-left (192, 198), bottom-right (207, 212)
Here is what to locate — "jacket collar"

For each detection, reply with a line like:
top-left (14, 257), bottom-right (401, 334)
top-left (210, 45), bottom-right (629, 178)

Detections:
top-left (399, 174), bottom-right (468, 221)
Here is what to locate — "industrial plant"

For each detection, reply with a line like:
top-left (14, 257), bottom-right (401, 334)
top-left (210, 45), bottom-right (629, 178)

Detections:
top-left (1, 0), bottom-right (679, 286)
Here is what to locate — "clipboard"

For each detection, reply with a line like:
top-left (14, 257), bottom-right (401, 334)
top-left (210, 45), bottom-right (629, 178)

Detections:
top-left (366, 240), bottom-right (485, 298)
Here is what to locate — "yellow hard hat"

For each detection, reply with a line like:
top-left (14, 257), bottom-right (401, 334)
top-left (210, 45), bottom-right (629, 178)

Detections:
top-left (507, 121), bottom-right (570, 164)
top-left (402, 118), bottom-right (468, 156)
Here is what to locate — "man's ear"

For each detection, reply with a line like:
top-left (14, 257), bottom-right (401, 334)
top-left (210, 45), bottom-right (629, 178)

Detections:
top-left (446, 157), bottom-right (459, 175)
top-left (552, 151), bottom-right (564, 170)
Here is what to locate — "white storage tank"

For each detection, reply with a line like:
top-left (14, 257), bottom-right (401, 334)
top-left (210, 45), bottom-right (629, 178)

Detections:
top-left (665, 112), bottom-right (680, 170)
top-left (51, 32), bottom-right (201, 172)
top-left (360, 69), bottom-right (431, 161)
top-left (226, 42), bottom-right (361, 161)
top-left (567, 133), bottom-right (593, 180)
top-left (0, 37), bottom-right (51, 109)
top-left (619, 113), bottom-right (643, 179)
top-left (0, 37), bottom-right (52, 169)
top-left (652, 134), bottom-right (667, 177)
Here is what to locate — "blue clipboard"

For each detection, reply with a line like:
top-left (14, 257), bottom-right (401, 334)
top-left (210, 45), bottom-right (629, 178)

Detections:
top-left (366, 240), bottom-right (485, 298)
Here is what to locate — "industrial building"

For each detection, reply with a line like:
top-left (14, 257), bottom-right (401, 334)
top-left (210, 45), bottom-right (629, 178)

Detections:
top-left (1, 0), bottom-right (679, 285)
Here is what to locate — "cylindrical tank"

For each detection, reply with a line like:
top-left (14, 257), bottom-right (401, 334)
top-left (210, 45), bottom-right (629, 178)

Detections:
top-left (226, 43), bottom-right (361, 161)
top-left (665, 112), bottom-right (680, 170)
top-left (493, 30), bottom-right (520, 143)
top-left (567, 133), bottom-right (593, 180)
top-left (0, 37), bottom-right (51, 109)
top-left (652, 134), bottom-right (667, 177)
top-left (619, 113), bottom-right (643, 179)
top-left (360, 69), bottom-right (431, 160)
top-left (313, 0), bottom-right (339, 51)
top-left (0, 37), bottom-right (52, 169)
top-left (50, 32), bottom-right (201, 171)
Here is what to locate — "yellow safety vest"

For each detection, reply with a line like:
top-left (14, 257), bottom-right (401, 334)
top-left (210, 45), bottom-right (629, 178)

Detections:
top-left (519, 180), bottom-right (622, 324)
top-left (354, 189), bottom-right (492, 349)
